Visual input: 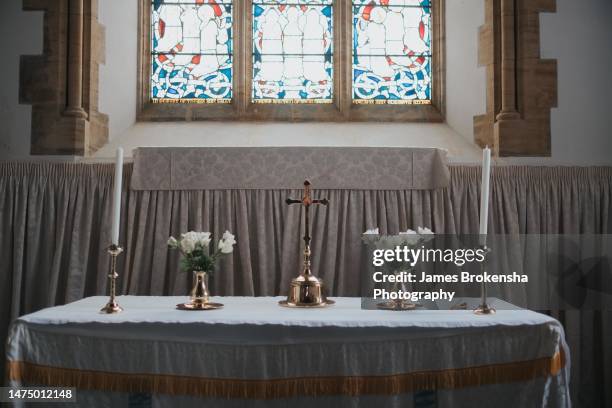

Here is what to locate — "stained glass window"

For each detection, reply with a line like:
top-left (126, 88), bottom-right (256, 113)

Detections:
top-left (352, 0), bottom-right (432, 104)
top-left (151, 0), bottom-right (233, 103)
top-left (252, 0), bottom-right (333, 103)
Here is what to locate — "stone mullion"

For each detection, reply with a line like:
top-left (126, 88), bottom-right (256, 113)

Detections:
top-left (235, 0), bottom-right (248, 116)
top-left (432, 0), bottom-right (445, 116)
top-left (335, 0), bottom-right (349, 119)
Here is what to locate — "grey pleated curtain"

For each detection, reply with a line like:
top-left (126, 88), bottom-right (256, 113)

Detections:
top-left (1, 162), bottom-right (611, 407)
top-left (123, 188), bottom-right (463, 297)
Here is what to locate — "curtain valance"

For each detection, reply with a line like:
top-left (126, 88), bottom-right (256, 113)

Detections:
top-left (130, 147), bottom-right (450, 191)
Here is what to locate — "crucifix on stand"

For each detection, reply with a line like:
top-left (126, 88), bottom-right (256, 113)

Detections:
top-left (279, 180), bottom-right (335, 308)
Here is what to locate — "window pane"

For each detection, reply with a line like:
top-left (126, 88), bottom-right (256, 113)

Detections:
top-left (151, 1), bottom-right (233, 103)
top-left (252, 0), bottom-right (334, 103)
top-left (352, 0), bottom-right (432, 104)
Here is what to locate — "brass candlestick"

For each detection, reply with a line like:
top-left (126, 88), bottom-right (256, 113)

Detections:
top-left (279, 180), bottom-right (334, 308)
top-left (101, 244), bottom-right (124, 314)
top-left (474, 244), bottom-right (495, 315)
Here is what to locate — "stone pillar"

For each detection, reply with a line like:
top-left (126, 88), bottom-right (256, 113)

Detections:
top-left (474, 0), bottom-right (556, 156)
top-left (64, 0), bottom-right (87, 118)
top-left (496, 0), bottom-right (520, 121)
top-left (21, 0), bottom-right (108, 155)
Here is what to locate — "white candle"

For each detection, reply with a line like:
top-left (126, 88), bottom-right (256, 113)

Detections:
top-left (479, 146), bottom-right (491, 243)
top-left (111, 147), bottom-right (124, 246)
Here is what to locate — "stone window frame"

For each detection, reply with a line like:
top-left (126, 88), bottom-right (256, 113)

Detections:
top-left (20, 0), bottom-right (556, 156)
top-left (136, 0), bottom-right (446, 122)
top-left (20, 0), bottom-right (108, 156)
top-left (473, 0), bottom-right (557, 156)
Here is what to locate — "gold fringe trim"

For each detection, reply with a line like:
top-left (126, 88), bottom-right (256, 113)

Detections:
top-left (6, 350), bottom-right (565, 399)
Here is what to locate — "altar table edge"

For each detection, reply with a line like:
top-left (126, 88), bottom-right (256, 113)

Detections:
top-left (7, 351), bottom-right (565, 399)
top-left (6, 296), bottom-right (569, 400)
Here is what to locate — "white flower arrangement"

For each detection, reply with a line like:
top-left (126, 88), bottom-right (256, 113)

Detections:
top-left (362, 226), bottom-right (435, 250)
top-left (362, 227), bottom-right (435, 273)
top-left (168, 231), bottom-right (236, 273)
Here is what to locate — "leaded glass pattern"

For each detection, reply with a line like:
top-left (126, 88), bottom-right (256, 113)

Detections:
top-left (352, 0), bottom-right (432, 104)
top-left (252, 0), bottom-right (333, 103)
top-left (151, 0), bottom-right (233, 103)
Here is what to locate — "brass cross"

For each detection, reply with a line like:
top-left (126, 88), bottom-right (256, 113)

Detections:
top-left (286, 180), bottom-right (329, 276)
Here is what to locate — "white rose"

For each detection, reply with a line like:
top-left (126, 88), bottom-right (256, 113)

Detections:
top-left (363, 228), bottom-right (380, 235)
top-left (396, 229), bottom-right (419, 246)
top-left (218, 231), bottom-right (236, 254)
top-left (181, 231), bottom-right (198, 242)
top-left (362, 228), bottom-right (380, 244)
top-left (167, 236), bottom-right (178, 248)
top-left (180, 235), bottom-right (196, 254)
top-left (218, 240), bottom-right (233, 254)
top-left (195, 232), bottom-right (212, 247)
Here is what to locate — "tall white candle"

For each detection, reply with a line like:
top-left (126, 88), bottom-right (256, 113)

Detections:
top-left (479, 146), bottom-right (491, 242)
top-left (111, 147), bottom-right (124, 246)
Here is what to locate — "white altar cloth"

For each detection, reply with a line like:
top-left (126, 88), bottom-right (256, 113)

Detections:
top-left (7, 296), bottom-right (571, 408)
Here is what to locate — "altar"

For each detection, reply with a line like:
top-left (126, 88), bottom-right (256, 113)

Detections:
top-left (7, 296), bottom-right (570, 408)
